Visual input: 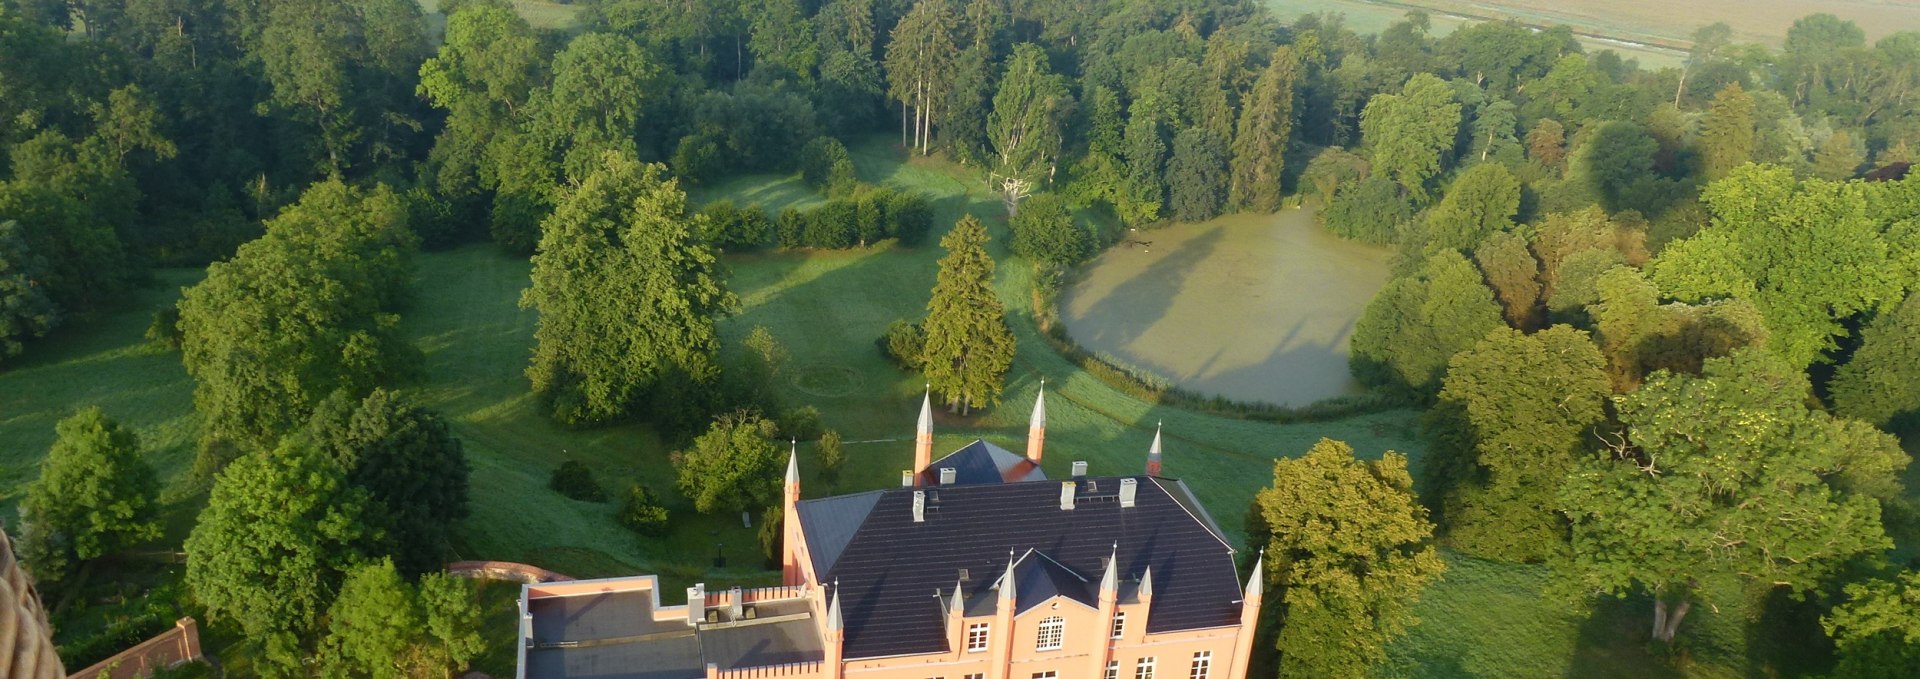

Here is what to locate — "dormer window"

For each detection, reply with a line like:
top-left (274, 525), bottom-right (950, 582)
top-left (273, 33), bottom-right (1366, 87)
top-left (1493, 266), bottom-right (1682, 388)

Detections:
top-left (1036, 616), bottom-right (1064, 651)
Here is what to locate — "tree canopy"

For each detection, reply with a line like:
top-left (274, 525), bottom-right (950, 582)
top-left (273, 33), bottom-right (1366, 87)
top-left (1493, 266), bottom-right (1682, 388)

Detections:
top-left (17, 407), bottom-right (161, 584)
top-left (1359, 73), bottom-right (1460, 203)
top-left (675, 411), bottom-right (783, 515)
top-left (522, 152), bottom-right (735, 425)
top-left (920, 215), bottom-right (1014, 413)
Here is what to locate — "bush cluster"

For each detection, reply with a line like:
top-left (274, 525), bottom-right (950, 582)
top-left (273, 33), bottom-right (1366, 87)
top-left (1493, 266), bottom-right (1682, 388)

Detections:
top-left (799, 136), bottom-right (858, 197)
top-left (877, 319), bottom-right (926, 370)
top-left (548, 461), bottom-right (606, 502)
top-left (776, 186), bottom-right (933, 249)
top-left (697, 200), bottom-right (775, 250)
top-left (617, 484), bottom-right (670, 537)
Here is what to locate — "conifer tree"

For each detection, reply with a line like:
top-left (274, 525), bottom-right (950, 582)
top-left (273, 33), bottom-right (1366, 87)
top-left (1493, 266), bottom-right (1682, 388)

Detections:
top-left (1699, 82), bottom-right (1756, 180)
top-left (1230, 46), bottom-right (1299, 212)
top-left (1814, 129), bottom-right (1867, 180)
top-left (884, 0), bottom-right (958, 155)
top-left (921, 215), bottom-right (1014, 414)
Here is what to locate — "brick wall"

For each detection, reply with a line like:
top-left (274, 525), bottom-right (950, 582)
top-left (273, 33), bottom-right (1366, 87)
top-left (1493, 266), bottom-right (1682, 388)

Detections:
top-left (67, 618), bottom-right (202, 679)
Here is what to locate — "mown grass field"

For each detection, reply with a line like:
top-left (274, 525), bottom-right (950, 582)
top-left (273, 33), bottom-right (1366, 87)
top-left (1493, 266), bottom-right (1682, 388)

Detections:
top-left (1, 135), bottom-right (1903, 676)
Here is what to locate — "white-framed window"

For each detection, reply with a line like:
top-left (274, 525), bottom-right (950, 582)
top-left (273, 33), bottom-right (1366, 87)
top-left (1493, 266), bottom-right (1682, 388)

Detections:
top-left (1111, 611), bottom-right (1127, 639)
top-left (1106, 661), bottom-right (1120, 679)
top-left (1135, 657), bottom-right (1157, 679)
top-left (1036, 616), bottom-right (1065, 651)
top-left (966, 623), bottom-right (990, 652)
top-left (1032, 673), bottom-right (1057, 679)
top-left (1190, 651), bottom-right (1211, 679)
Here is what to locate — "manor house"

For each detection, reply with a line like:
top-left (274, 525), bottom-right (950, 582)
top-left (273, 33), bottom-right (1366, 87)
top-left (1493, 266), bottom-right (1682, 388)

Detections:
top-left (516, 388), bottom-right (1263, 679)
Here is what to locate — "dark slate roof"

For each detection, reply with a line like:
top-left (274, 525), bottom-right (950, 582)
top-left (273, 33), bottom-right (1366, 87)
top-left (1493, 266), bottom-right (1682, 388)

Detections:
top-left (920, 439), bottom-right (1047, 486)
top-left (798, 475), bottom-right (1241, 659)
top-left (796, 490), bottom-right (884, 578)
top-left (1008, 549), bottom-right (1095, 614)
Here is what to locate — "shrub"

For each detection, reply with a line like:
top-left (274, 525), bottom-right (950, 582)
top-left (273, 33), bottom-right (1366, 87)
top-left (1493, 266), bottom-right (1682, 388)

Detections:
top-left (776, 208), bottom-right (807, 248)
top-left (799, 136), bottom-right (858, 196)
top-left (804, 199), bottom-right (858, 249)
top-left (878, 319), bottom-right (926, 370)
top-left (757, 504), bottom-right (783, 568)
top-left (548, 461), bottom-right (606, 502)
top-left (887, 190), bottom-right (934, 246)
top-left (1010, 193), bottom-right (1089, 266)
top-left (854, 189), bottom-right (888, 245)
top-left (698, 200), bottom-right (773, 249)
top-left (617, 484), bottom-right (671, 537)
top-left (671, 133), bottom-right (725, 185)
top-left (404, 184), bottom-right (463, 249)
top-left (818, 429), bottom-right (845, 486)
top-left (146, 306), bottom-right (183, 351)
top-left (778, 406), bottom-right (823, 442)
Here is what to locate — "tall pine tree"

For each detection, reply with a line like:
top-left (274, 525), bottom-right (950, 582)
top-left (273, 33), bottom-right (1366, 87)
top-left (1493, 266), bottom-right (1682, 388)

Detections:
top-left (884, 0), bottom-right (959, 155)
top-left (1230, 46), bottom-right (1299, 212)
top-left (920, 215), bottom-right (1014, 414)
top-left (1698, 82), bottom-right (1755, 180)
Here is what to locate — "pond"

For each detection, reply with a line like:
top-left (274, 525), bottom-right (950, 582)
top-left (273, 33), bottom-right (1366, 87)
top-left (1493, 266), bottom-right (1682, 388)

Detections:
top-left (1059, 207), bottom-right (1393, 407)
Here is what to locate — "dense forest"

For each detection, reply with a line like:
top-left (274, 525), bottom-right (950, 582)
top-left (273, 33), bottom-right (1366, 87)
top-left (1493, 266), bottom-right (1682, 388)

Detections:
top-left (4, 0), bottom-right (1920, 676)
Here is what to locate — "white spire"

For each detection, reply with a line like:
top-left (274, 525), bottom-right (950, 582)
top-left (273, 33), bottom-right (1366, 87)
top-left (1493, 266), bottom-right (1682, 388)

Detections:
top-left (1146, 422), bottom-right (1164, 476)
top-left (1245, 549), bottom-right (1265, 599)
top-left (1100, 543), bottom-right (1118, 595)
top-left (917, 385), bottom-right (933, 436)
top-left (1029, 381), bottom-right (1047, 430)
top-left (786, 439), bottom-right (800, 487)
top-left (1139, 566), bottom-right (1154, 598)
top-left (827, 585), bottom-right (843, 631)
top-left (950, 576), bottom-right (966, 616)
top-left (999, 551), bottom-right (1018, 601)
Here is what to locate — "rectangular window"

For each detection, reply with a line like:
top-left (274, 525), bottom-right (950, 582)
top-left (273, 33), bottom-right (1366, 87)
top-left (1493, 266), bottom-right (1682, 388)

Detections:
top-left (1111, 611), bottom-right (1127, 639)
top-left (964, 675), bottom-right (983, 679)
top-left (966, 623), bottom-right (990, 652)
top-left (1135, 657), bottom-right (1157, 679)
top-left (1032, 673), bottom-right (1057, 679)
top-left (1190, 651), bottom-right (1211, 679)
top-left (1106, 661), bottom-right (1120, 679)
top-left (1036, 616), bottom-right (1065, 651)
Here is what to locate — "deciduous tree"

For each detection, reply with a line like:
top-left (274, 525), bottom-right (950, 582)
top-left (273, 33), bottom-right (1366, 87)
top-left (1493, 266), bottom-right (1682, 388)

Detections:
top-left (1420, 163), bottom-right (1519, 252)
top-left (1832, 294), bottom-right (1920, 429)
top-left (522, 153), bottom-right (734, 425)
top-left (675, 411), bottom-right (783, 515)
top-left (17, 407), bottom-right (160, 584)
top-left (987, 44), bottom-right (1071, 216)
top-left (1824, 570), bottom-right (1920, 678)
top-left (1251, 439), bottom-right (1444, 679)
top-left (1559, 350), bottom-right (1908, 644)
top-left (1359, 73), bottom-right (1460, 202)
top-left (307, 389), bottom-right (470, 576)
top-left (0, 220), bottom-right (57, 363)
top-left (1698, 83), bottom-right (1755, 180)
top-left (1351, 249), bottom-right (1504, 397)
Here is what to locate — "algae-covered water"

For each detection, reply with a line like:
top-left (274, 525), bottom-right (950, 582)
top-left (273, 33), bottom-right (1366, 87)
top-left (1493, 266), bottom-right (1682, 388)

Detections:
top-left (1060, 208), bottom-right (1393, 407)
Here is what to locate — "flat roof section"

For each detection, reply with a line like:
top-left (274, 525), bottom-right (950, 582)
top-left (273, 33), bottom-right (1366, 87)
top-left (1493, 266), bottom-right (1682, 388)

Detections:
top-left (523, 587), bottom-right (824, 679)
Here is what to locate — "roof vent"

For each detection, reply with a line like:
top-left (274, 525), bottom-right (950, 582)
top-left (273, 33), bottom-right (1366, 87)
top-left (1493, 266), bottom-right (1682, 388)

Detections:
top-left (1060, 481), bottom-right (1076, 511)
top-left (901, 470), bottom-right (914, 487)
top-left (1071, 460), bottom-right (1088, 477)
top-left (913, 490), bottom-right (927, 523)
top-left (1119, 478), bottom-right (1138, 508)
top-left (939, 467), bottom-right (957, 485)
top-left (686, 583), bottom-right (705, 627)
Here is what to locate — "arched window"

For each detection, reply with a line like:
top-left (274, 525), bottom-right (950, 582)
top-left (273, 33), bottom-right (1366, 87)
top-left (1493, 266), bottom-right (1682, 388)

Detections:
top-left (1036, 616), bottom-right (1065, 651)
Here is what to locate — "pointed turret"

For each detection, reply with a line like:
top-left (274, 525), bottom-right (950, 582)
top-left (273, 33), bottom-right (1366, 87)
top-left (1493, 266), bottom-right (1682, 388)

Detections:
top-left (781, 440), bottom-right (801, 586)
top-left (950, 576), bottom-right (967, 617)
top-left (1099, 544), bottom-right (1118, 599)
top-left (998, 552), bottom-right (1018, 603)
top-left (823, 582), bottom-right (845, 673)
top-left (1230, 551), bottom-right (1265, 679)
top-left (1145, 422), bottom-right (1164, 477)
top-left (1138, 566), bottom-right (1155, 599)
top-left (1026, 380), bottom-right (1047, 464)
top-left (826, 586), bottom-right (843, 632)
top-left (913, 387), bottom-right (933, 486)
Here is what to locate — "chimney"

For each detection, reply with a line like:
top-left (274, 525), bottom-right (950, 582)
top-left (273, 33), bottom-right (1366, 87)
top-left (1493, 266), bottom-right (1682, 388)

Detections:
top-left (914, 387), bottom-right (934, 486)
top-left (1071, 460), bottom-right (1087, 477)
top-left (1059, 481), bottom-right (1076, 510)
top-left (913, 490), bottom-right (927, 522)
top-left (1146, 422), bottom-right (1164, 477)
top-left (1026, 381), bottom-right (1047, 464)
top-left (728, 586), bottom-right (744, 620)
top-left (686, 584), bottom-right (705, 627)
top-left (939, 467), bottom-right (957, 485)
top-left (901, 470), bottom-right (914, 487)
top-left (1119, 478), bottom-right (1138, 508)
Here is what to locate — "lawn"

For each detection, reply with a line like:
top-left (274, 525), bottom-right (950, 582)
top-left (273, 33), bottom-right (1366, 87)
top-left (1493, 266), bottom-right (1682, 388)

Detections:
top-left (0, 135), bottom-right (1896, 676)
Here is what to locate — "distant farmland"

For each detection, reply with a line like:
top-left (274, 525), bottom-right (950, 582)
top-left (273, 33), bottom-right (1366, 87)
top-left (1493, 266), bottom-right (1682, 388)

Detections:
top-left (1269, 0), bottom-right (1920, 68)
